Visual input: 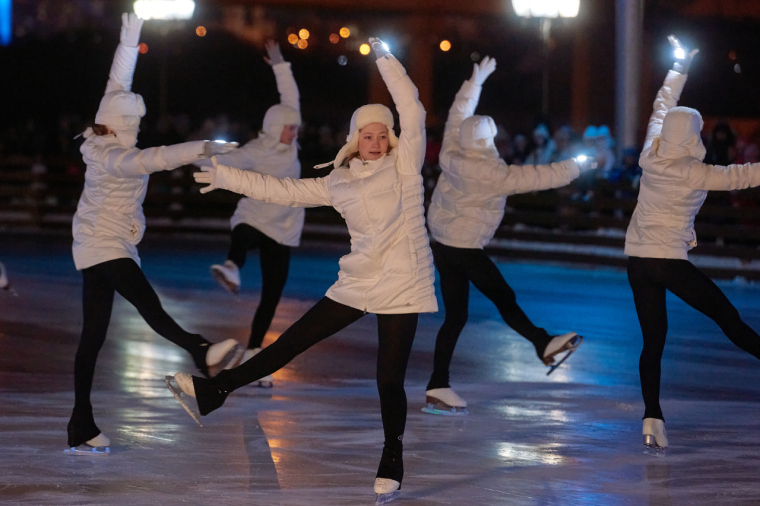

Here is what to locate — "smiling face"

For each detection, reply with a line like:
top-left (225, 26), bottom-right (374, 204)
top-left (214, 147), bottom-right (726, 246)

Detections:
top-left (357, 122), bottom-right (389, 161)
top-left (280, 124), bottom-right (299, 145)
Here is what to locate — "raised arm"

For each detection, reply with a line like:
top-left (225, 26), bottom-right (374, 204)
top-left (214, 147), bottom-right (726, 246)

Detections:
top-left (440, 57), bottom-right (494, 167)
top-left (265, 41), bottom-right (300, 112)
top-left (104, 13), bottom-right (143, 94)
top-left (370, 39), bottom-right (425, 176)
top-left (101, 141), bottom-right (208, 178)
top-left (195, 160), bottom-right (331, 208)
top-left (642, 36), bottom-right (698, 156)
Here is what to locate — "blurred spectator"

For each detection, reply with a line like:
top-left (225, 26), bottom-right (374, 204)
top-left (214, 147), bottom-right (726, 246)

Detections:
top-left (525, 123), bottom-right (555, 165)
top-left (550, 125), bottom-right (579, 163)
top-left (510, 133), bottom-right (529, 165)
top-left (705, 122), bottom-right (737, 165)
top-left (608, 147), bottom-right (642, 189)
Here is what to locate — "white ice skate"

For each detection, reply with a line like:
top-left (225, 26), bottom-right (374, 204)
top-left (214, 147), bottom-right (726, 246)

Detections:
top-left (63, 433), bottom-right (111, 456)
top-left (642, 418), bottom-right (668, 457)
top-left (165, 372), bottom-right (203, 427)
top-left (543, 332), bottom-right (583, 375)
top-left (421, 387), bottom-right (468, 416)
top-left (206, 338), bottom-right (243, 373)
top-left (374, 478), bottom-right (400, 504)
top-left (240, 348), bottom-right (274, 388)
top-left (210, 260), bottom-right (241, 295)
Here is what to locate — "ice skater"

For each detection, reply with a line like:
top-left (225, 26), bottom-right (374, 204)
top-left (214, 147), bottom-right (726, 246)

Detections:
top-left (66, 13), bottom-right (241, 456)
top-left (423, 57), bottom-right (592, 416)
top-left (627, 36), bottom-right (760, 455)
top-left (167, 37), bottom-right (436, 503)
top-left (195, 40), bottom-right (304, 388)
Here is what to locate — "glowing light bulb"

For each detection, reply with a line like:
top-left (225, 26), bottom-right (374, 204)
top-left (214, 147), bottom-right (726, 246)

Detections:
top-left (339, 27), bottom-right (350, 38)
top-left (288, 33), bottom-right (298, 45)
top-left (196, 26), bottom-right (206, 37)
top-left (674, 48), bottom-right (685, 60)
top-left (299, 29), bottom-right (309, 40)
top-left (576, 155), bottom-right (588, 162)
top-left (330, 33), bottom-right (340, 44)
top-left (359, 43), bottom-right (370, 55)
top-left (138, 43), bottom-right (149, 54)
top-left (440, 40), bottom-right (451, 52)
top-left (297, 39), bottom-right (308, 49)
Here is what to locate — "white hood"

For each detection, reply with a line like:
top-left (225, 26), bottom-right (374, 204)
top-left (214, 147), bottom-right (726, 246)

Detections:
top-left (459, 115), bottom-right (498, 157)
top-left (260, 103), bottom-right (301, 149)
top-left (317, 103), bottom-right (399, 169)
top-left (651, 106), bottom-right (706, 161)
top-left (86, 89), bottom-right (146, 148)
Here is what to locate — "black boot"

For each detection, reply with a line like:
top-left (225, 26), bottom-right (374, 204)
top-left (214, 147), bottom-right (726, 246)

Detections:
top-left (376, 444), bottom-right (404, 487)
top-left (67, 405), bottom-right (101, 447)
top-left (192, 373), bottom-right (231, 416)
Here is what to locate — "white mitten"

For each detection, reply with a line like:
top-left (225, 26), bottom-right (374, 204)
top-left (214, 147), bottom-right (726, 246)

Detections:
top-left (120, 12), bottom-right (144, 48)
top-left (668, 35), bottom-right (699, 75)
top-left (264, 40), bottom-right (285, 65)
top-left (574, 154), bottom-right (598, 172)
top-left (470, 56), bottom-right (497, 86)
top-left (203, 140), bottom-right (239, 158)
top-left (369, 37), bottom-right (390, 59)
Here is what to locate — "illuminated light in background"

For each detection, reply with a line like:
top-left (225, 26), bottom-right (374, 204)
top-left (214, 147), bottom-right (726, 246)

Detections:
top-left (729, 50), bottom-right (737, 60)
top-left (299, 28), bottom-right (309, 40)
top-left (439, 40), bottom-right (451, 52)
top-left (338, 55), bottom-right (347, 66)
top-left (297, 38), bottom-right (308, 49)
top-left (0, 0), bottom-right (10, 46)
top-left (139, 42), bottom-right (149, 54)
top-left (735, 64), bottom-right (741, 73)
top-left (195, 26), bottom-right (206, 37)
top-left (576, 155), bottom-right (587, 163)
top-left (287, 33), bottom-right (298, 45)
top-left (674, 47), bottom-right (685, 60)
top-left (359, 43), bottom-right (370, 55)
top-left (329, 33), bottom-right (340, 44)
top-left (339, 27), bottom-right (350, 38)
top-left (213, 139), bottom-right (227, 143)
top-left (133, 0), bottom-right (196, 20)
top-left (470, 51), bottom-right (480, 61)
top-left (511, 0), bottom-right (580, 18)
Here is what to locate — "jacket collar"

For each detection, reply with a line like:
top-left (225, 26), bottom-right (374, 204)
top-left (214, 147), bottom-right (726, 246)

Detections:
top-left (347, 150), bottom-right (397, 178)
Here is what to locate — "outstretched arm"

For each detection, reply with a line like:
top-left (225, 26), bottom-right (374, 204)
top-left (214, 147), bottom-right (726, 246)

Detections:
top-left (101, 141), bottom-right (208, 178)
top-left (104, 13), bottom-right (144, 94)
top-left (370, 38), bottom-right (425, 176)
top-left (673, 160), bottom-right (760, 192)
top-left (194, 159), bottom-right (331, 208)
top-left (642, 36), bottom-right (698, 156)
top-left (440, 57), bottom-right (496, 167)
top-left (265, 40), bottom-right (300, 113)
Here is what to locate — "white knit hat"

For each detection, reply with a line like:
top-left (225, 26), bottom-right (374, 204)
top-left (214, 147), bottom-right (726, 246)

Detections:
top-left (459, 115), bottom-right (497, 151)
top-left (262, 104), bottom-right (301, 139)
top-left (316, 103), bottom-right (399, 169)
top-left (95, 90), bottom-right (146, 125)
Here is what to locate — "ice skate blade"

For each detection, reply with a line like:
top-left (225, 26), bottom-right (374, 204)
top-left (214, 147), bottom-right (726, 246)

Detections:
top-left (375, 491), bottom-right (400, 504)
top-left (643, 435), bottom-right (666, 457)
top-left (63, 446), bottom-right (110, 456)
top-left (165, 375), bottom-right (203, 427)
top-left (421, 403), bottom-right (468, 416)
top-left (210, 268), bottom-right (239, 295)
top-left (545, 335), bottom-right (583, 376)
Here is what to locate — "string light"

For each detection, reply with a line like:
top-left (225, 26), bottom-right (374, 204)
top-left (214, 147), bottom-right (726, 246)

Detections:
top-left (196, 26), bottom-right (206, 37)
top-left (288, 33), bottom-right (298, 45)
top-left (440, 40), bottom-right (451, 51)
top-left (297, 39), bottom-right (308, 49)
top-left (330, 33), bottom-right (340, 44)
top-left (359, 43), bottom-right (370, 55)
top-left (299, 29), bottom-right (310, 40)
top-left (139, 42), bottom-right (149, 54)
top-left (339, 27), bottom-right (350, 38)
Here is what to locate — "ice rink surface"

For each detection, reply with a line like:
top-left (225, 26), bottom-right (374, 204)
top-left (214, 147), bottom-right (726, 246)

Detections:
top-left (2, 234), bottom-right (760, 505)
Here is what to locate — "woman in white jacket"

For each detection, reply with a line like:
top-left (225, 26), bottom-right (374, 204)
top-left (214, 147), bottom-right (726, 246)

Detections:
top-left (627, 37), bottom-right (760, 454)
top-left (168, 38), bottom-right (435, 502)
top-left (67, 14), bottom-right (240, 455)
top-left (196, 40), bottom-right (303, 388)
top-left (424, 57), bottom-right (588, 414)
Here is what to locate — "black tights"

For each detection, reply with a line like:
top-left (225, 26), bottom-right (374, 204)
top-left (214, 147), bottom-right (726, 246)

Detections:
top-left (628, 256), bottom-right (760, 421)
top-left (69, 258), bottom-right (208, 447)
top-left (227, 224), bottom-right (290, 349)
top-left (428, 242), bottom-right (550, 390)
top-left (200, 297), bottom-right (417, 480)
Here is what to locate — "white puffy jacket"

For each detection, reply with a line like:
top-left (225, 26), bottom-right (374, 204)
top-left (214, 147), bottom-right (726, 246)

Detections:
top-left (72, 43), bottom-right (208, 270)
top-left (625, 70), bottom-right (760, 259)
top-left (196, 63), bottom-right (304, 247)
top-left (210, 55), bottom-right (437, 314)
top-left (428, 80), bottom-right (580, 249)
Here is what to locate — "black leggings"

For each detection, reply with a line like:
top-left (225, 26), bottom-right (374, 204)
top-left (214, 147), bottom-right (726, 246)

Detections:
top-left (627, 256), bottom-right (760, 421)
top-left (227, 224), bottom-right (291, 349)
top-left (211, 297), bottom-right (417, 453)
top-left (69, 258), bottom-right (208, 447)
top-left (428, 242), bottom-right (550, 390)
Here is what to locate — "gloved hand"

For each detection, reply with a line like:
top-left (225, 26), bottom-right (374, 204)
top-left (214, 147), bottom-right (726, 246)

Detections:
top-left (120, 12), bottom-right (144, 48)
top-left (369, 37), bottom-right (390, 59)
top-left (264, 40), bottom-right (285, 65)
top-left (470, 56), bottom-right (497, 86)
top-left (194, 158), bottom-right (219, 194)
top-left (668, 35), bottom-right (699, 75)
top-left (574, 154), bottom-right (598, 172)
top-left (202, 140), bottom-right (239, 158)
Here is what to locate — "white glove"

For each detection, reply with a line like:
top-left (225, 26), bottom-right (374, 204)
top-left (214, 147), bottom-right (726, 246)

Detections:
top-left (470, 56), bottom-right (497, 86)
top-left (202, 140), bottom-right (239, 158)
top-left (668, 35), bottom-right (698, 75)
top-left (120, 12), bottom-right (144, 48)
top-left (194, 158), bottom-right (219, 194)
top-left (369, 37), bottom-right (390, 59)
top-left (574, 154), bottom-right (598, 172)
top-left (264, 40), bottom-right (285, 65)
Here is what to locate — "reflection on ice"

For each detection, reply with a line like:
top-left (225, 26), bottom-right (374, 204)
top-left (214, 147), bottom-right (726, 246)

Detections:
top-left (497, 442), bottom-right (569, 465)
top-left (496, 404), bottom-right (572, 423)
